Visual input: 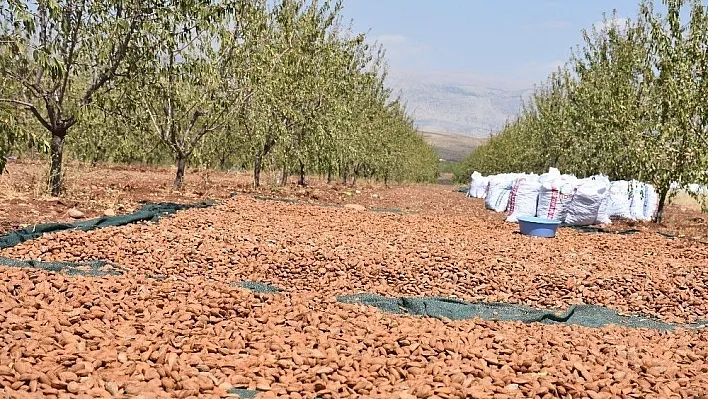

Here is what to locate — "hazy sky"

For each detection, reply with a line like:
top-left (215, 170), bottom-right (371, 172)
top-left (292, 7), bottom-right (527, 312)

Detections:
top-left (340, 0), bottom-right (643, 87)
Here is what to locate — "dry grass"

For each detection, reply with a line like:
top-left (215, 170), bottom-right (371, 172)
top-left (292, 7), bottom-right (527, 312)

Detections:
top-left (0, 160), bottom-right (97, 201)
top-left (0, 161), bottom-right (51, 199)
top-left (670, 190), bottom-right (706, 212)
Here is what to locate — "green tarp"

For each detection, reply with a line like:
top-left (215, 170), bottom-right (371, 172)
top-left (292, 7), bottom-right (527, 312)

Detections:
top-left (233, 281), bottom-right (283, 294)
top-left (2, 198), bottom-right (705, 332)
top-left (0, 201), bottom-right (215, 276)
top-left (232, 282), bottom-right (708, 332)
top-left (564, 225), bottom-right (642, 235)
top-left (337, 293), bottom-right (708, 332)
top-left (227, 389), bottom-right (260, 398)
top-left (0, 257), bottom-right (123, 277)
top-left (0, 202), bottom-right (214, 250)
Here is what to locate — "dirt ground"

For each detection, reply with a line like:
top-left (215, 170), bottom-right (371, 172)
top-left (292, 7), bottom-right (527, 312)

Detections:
top-left (1, 160), bottom-right (708, 398)
top-left (1, 161), bottom-right (706, 240)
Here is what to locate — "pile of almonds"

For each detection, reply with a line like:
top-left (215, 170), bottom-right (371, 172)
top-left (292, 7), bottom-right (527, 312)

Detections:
top-left (3, 196), bottom-right (707, 324)
top-left (1, 269), bottom-right (707, 398)
top-left (2, 190), bottom-right (708, 397)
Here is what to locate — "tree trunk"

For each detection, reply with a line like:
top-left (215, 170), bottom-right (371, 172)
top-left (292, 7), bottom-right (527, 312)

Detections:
top-left (27, 140), bottom-right (36, 160)
top-left (174, 154), bottom-right (187, 191)
top-left (327, 168), bottom-right (332, 184)
top-left (352, 164), bottom-right (359, 186)
top-left (654, 186), bottom-right (670, 224)
top-left (91, 144), bottom-right (103, 167)
top-left (254, 154), bottom-right (262, 187)
top-left (297, 161), bottom-right (306, 186)
top-left (280, 164), bottom-right (288, 186)
top-left (49, 132), bottom-right (66, 197)
top-left (255, 138), bottom-right (275, 187)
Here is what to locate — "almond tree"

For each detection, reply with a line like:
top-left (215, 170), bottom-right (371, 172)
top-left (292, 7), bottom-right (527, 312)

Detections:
top-left (234, 0), bottom-right (299, 187)
top-left (128, 0), bottom-right (265, 190)
top-left (564, 11), bottom-right (650, 180)
top-left (264, 0), bottom-right (347, 186)
top-left (637, 0), bottom-right (708, 221)
top-left (0, 0), bottom-right (155, 195)
top-left (459, 0), bottom-right (708, 221)
top-left (0, 109), bottom-right (16, 173)
top-left (525, 68), bottom-right (577, 172)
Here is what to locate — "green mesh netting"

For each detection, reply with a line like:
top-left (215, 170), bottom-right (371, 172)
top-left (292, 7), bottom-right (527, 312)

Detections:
top-left (0, 256), bottom-right (124, 277)
top-left (567, 226), bottom-right (708, 245)
top-left (369, 208), bottom-right (404, 214)
top-left (227, 388), bottom-right (323, 399)
top-left (0, 202), bottom-right (214, 249)
top-left (565, 226), bottom-right (641, 235)
top-left (252, 195), bottom-right (300, 204)
top-left (0, 201), bottom-right (215, 276)
top-left (337, 293), bottom-right (708, 331)
top-left (233, 284), bottom-right (707, 332)
top-left (233, 281), bottom-right (283, 294)
top-left (657, 231), bottom-right (708, 245)
top-left (227, 389), bottom-right (260, 398)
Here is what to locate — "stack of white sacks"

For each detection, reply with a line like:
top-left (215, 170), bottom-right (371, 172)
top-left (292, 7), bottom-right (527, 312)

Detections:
top-left (467, 168), bottom-right (660, 225)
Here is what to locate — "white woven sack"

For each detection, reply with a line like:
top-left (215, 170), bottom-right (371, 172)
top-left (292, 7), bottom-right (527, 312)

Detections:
top-left (565, 179), bottom-right (609, 226)
top-left (643, 184), bottom-right (659, 221)
top-left (485, 175), bottom-right (517, 213)
top-left (469, 173), bottom-right (490, 199)
top-left (505, 177), bottom-right (542, 223)
top-left (629, 181), bottom-right (652, 221)
top-left (536, 178), bottom-right (577, 221)
top-left (608, 180), bottom-right (632, 220)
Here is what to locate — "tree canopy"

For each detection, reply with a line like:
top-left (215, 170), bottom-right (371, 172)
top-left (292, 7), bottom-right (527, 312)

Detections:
top-left (457, 0), bottom-right (708, 221)
top-left (1, 0), bottom-right (439, 191)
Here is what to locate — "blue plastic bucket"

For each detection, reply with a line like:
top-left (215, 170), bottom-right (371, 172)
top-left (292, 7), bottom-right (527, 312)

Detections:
top-left (517, 216), bottom-right (561, 238)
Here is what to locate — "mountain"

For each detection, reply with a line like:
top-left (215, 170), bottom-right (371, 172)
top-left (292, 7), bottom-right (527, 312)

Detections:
top-left (419, 131), bottom-right (487, 162)
top-left (385, 70), bottom-right (534, 138)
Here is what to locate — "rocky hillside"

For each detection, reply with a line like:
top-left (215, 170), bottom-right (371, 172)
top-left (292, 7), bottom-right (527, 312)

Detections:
top-left (420, 131), bottom-right (486, 162)
top-left (387, 70), bottom-right (533, 137)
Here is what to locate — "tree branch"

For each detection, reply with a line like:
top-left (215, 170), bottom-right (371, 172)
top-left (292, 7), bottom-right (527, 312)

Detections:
top-left (63, 115), bottom-right (77, 130)
top-left (58, 0), bottom-right (85, 108)
top-left (2, 68), bottom-right (45, 99)
top-left (144, 99), bottom-right (167, 143)
top-left (35, 0), bottom-right (47, 87)
top-left (177, 91), bottom-right (211, 124)
top-left (0, 98), bottom-right (52, 131)
top-left (183, 108), bottom-right (204, 142)
top-left (80, 15), bottom-right (140, 106)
